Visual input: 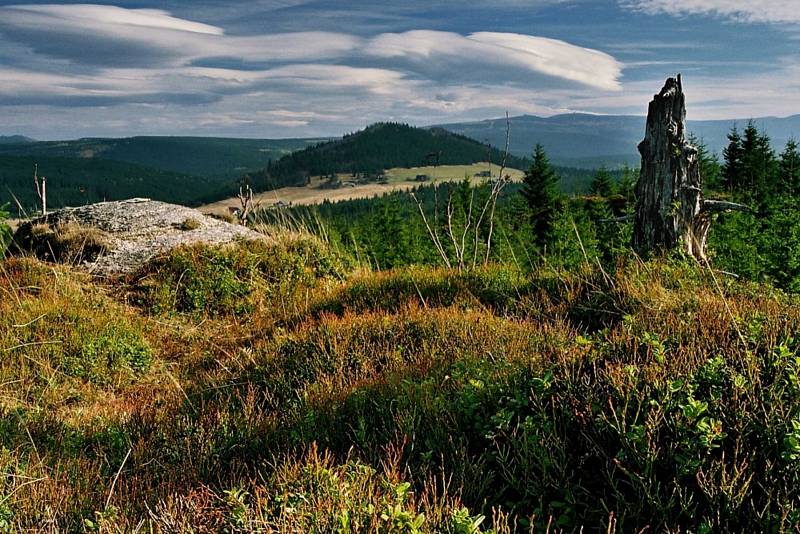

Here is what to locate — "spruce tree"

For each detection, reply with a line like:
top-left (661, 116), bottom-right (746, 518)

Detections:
top-left (589, 166), bottom-right (615, 197)
top-left (521, 144), bottom-right (561, 250)
top-left (779, 139), bottom-right (800, 196)
top-left (689, 134), bottom-right (721, 191)
top-left (722, 125), bottom-right (744, 193)
top-left (617, 164), bottom-right (637, 207)
top-left (741, 121), bottom-right (777, 205)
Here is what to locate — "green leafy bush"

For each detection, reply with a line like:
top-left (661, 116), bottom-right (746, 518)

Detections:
top-left (132, 237), bottom-right (349, 318)
top-left (63, 324), bottom-right (153, 380)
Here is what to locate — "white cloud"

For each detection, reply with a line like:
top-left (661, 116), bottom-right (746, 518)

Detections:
top-left (622, 0), bottom-right (800, 24)
top-left (0, 3), bottom-right (630, 136)
top-left (367, 30), bottom-right (623, 91)
top-left (470, 32), bottom-right (622, 90)
top-left (0, 5), bottom-right (622, 89)
top-left (562, 62), bottom-right (800, 120)
top-left (0, 4), bottom-right (362, 66)
top-left (4, 4), bottom-right (224, 35)
top-left (0, 61), bottom-right (422, 108)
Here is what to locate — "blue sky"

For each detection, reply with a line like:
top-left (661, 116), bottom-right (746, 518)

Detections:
top-left (0, 0), bottom-right (798, 139)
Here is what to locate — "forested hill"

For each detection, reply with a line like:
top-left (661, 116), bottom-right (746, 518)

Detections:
top-left (0, 155), bottom-right (219, 212)
top-left (0, 135), bottom-right (36, 145)
top-left (0, 136), bottom-right (321, 181)
top-left (249, 123), bottom-right (531, 189)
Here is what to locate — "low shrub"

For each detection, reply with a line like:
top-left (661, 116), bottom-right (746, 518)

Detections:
top-left (0, 258), bottom-right (158, 391)
top-left (131, 236), bottom-right (350, 318)
top-left (148, 445), bottom-right (505, 533)
top-left (2, 246), bottom-right (799, 531)
top-left (315, 264), bottom-right (529, 317)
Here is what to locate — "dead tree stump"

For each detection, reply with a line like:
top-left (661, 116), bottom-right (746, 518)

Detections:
top-left (633, 74), bottom-right (705, 258)
top-left (632, 75), bottom-right (749, 260)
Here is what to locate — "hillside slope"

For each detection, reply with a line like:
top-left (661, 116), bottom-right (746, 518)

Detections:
top-left (0, 154), bottom-right (219, 211)
top-left (0, 240), bottom-right (798, 531)
top-left (0, 136), bottom-right (323, 180)
top-left (0, 135), bottom-right (35, 145)
top-left (249, 122), bottom-right (531, 190)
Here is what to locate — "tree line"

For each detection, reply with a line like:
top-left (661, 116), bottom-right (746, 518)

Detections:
top-left (262, 122), bottom-right (800, 293)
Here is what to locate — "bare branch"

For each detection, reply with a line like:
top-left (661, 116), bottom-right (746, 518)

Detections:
top-left (33, 163), bottom-right (47, 216)
top-left (701, 200), bottom-right (752, 213)
top-left (483, 112), bottom-right (511, 264)
top-left (598, 214), bottom-right (635, 223)
top-left (411, 191), bottom-right (451, 269)
top-left (459, 187), bottom-right (475, 267)
top-left (445, 189), bottom-right (463, 269)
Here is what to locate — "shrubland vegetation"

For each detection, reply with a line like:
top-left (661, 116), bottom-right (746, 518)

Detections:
top-left (1, 121), bottom-right (800, 531)
top-left (1, 231), bottom-right (799, 531)
top-left (0, 206), bottom-right (10, 252)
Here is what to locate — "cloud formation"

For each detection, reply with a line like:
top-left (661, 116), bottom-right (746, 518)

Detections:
top-left (367, 31), bottom-right (622, 91)
top-left (0, 1), bottom-right (796, 138)
top-left (0, 4), bottom-right (621, 90)
top-left (0, 4), bottom-right (362, 66)
top-left (0, 2), bottom-right (629, 137)
top-left (622, 0), bottom-right (800, 25)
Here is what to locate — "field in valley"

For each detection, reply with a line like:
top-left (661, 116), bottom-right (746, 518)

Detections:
top-left (200, 162), bottom-right (525, 215)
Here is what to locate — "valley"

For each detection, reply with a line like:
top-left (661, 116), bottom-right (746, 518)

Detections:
top-left (200, 162), bottom-right (525, 215)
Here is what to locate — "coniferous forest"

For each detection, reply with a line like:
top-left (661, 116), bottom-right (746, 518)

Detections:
top-left (259, 122), bottom-right (800, 292)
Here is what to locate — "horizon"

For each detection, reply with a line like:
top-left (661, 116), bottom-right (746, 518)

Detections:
top-left (1, 1), bottom-right (798, 139)
top-left (4, 110), bottom-right (800, 143)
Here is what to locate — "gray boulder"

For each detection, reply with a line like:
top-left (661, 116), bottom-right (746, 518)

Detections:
top-left (12, 198), bottom-right (265, 275)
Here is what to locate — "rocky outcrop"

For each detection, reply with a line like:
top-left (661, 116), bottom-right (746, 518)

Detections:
top-left (632, 75), bottom-right (747, 260)
top-left (12, 198), bottom-right (265, 275)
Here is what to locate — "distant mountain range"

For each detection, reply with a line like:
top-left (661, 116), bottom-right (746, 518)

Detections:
top-left (437, 113), bottom-right (800, 168)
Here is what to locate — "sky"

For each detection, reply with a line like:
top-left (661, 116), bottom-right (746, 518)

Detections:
top-left (0, 0), bottom-right (798, 139)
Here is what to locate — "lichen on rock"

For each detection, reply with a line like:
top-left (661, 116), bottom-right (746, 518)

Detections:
top-left (12, 198), bottom-right (265, 275)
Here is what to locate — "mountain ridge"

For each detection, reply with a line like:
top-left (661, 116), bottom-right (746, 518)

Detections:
top-left (436, 112), bottom-right (800, 167)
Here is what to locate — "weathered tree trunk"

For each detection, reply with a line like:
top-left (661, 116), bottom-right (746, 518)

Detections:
top-left (632, 75), bottom-right (751, 259)
top-left (632, 75), bottom-right (708, 259)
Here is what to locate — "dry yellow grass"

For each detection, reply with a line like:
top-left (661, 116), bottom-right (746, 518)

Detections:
top-left (200, 162), bottom-right (524, 215)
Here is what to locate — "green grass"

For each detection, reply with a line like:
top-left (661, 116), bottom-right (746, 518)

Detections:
top-left (0, 238), bottom-right (799, 531)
